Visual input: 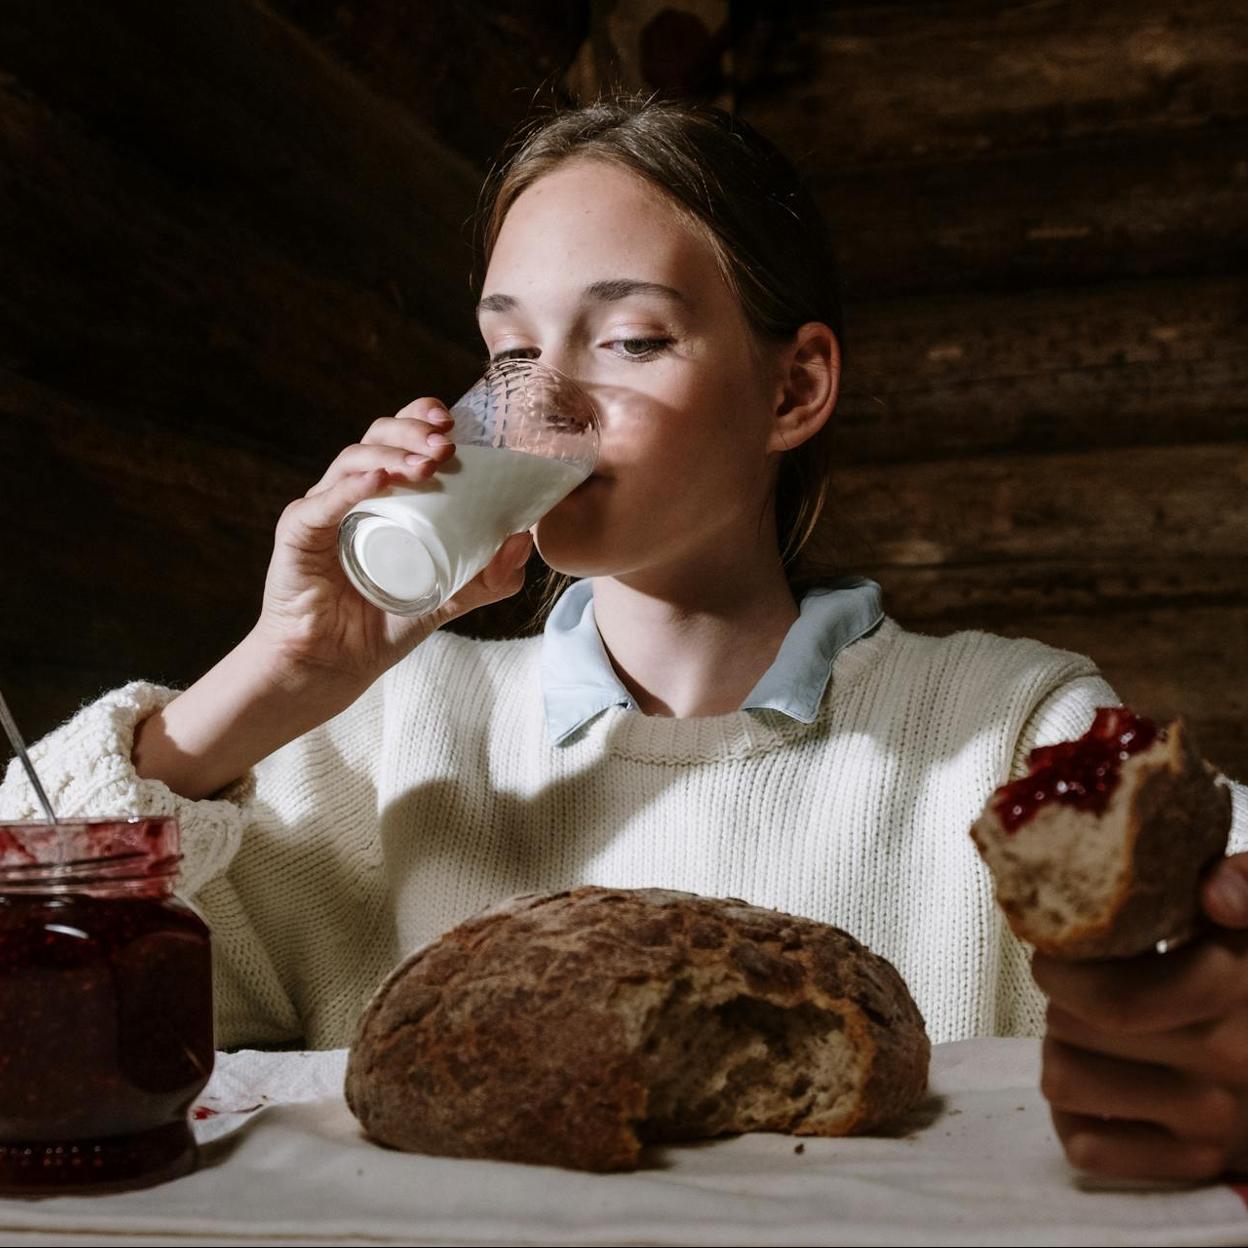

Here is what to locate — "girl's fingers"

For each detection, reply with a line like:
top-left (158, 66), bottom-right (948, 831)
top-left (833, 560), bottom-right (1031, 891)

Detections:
top-left (1050, 1109), bottom-right (1229, 1183)
top-left (434, 533), bottom-right (533, 622)
top-left (1041, 1036), bottom-right (1241, 1144)
top-left (303, 400), bottom-right (456, 498)
top-left (1046, 1000), bottom-right (1248, 1086)
top-left (391, 397), bottom-right (454, 425)
top-left (1052, 1107), bottom-right (1229, 1183)
top-left (362, 410), bottom-right (454, 450)
top-left (1201, 854), bottom-right (1248, 929)
top-left (279, 469), bottom-right (394, 549)
top-left (360, 417), bottom-right (455, 453)
top-left (305, 439), bottom-right (454, 498)
top-left (479, 532), bottom-right (535, 591)
top-left (1032, 936), bottom-right (1248, 1035)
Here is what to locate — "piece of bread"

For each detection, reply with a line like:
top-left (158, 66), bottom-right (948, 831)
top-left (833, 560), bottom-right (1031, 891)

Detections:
top-left (344, 885), bottom-right (930, 1172)
top-left (970, 707), bottom-right (1231, 959)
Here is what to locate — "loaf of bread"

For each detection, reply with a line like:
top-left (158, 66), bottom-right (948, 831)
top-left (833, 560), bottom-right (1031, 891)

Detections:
top-left (344, 885), bottom-right (930, 1172)
top-left (970, 707), bottom-right (1231, 959)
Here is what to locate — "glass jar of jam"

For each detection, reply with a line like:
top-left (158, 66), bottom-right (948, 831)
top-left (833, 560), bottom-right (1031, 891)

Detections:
top-left (0, 816), bottom-right (213, 1194)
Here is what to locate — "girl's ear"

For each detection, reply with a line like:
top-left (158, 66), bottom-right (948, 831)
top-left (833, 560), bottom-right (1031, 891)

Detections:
top-left (766, 322), bottom-right (841, 454)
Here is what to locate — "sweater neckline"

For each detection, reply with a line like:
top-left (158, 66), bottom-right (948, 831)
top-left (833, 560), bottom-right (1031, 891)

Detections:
top-left (567, 616), bottom-right (901, 763)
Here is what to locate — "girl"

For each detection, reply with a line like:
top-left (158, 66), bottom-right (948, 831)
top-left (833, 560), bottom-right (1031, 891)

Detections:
top-left (5, 94), bottom-right (1247, 1182)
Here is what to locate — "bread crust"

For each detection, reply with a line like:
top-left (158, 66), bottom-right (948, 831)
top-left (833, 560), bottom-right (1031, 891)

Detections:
top-left (971, 717), bottom-right (1231, 959)
top-left (344, 886), bottom-right (930, 1171)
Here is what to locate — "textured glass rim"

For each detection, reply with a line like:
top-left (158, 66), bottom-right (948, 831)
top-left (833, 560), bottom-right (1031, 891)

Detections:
top-left (0, 816), bottom-right (181, 891)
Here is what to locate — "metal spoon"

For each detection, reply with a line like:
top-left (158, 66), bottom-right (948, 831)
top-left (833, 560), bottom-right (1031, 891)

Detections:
top-left (0, 687), bottom-right (57, 824)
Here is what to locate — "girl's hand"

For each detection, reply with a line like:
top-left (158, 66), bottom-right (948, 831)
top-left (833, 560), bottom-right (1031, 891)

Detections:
top-left (251, 397), bottom-right (534, 704)
top-left (1033, 852), bottom-right (1248, 1182)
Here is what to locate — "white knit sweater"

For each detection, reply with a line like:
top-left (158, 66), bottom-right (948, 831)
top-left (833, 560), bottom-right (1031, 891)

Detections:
top-left (4, 617), bottom-right (1245, 1051)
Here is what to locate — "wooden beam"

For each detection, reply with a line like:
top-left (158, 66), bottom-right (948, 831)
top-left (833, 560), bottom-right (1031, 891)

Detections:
top-left (268, 0), bottom-right (590, 169)
top-left (831, 275), bottom-right (1248, 465)
top-left (1, 0), bottom-right (487, 347)
top-left (0, 69), bottom-right (482, 467)
top-left (0, 662), bottom-right (140, 768)
top-left (1, 376), bottom-right (300, 679)
top-left (815, 122), bottom-right (1248, 298)
top-left (987, 607), bottom-right (1248, 781)
top-left (863, 557), bottom-right (1248, 628)
top-left (737, 0), bottom-right (1248, 166)
top-left (810, 442), bottom-right (1248, 570)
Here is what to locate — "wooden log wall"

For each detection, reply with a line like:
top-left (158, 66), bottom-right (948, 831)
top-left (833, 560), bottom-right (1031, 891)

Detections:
top-left (731, 0), bottom-right (1248, 778)
top-left (0, 0), bottom-right (580, 745)
top-left (3, 0), bottom-right (1245, 783)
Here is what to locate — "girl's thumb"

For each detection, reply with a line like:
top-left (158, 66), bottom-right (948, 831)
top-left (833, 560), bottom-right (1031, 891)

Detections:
top-left (1202, 853), bottom-right (1248, 928)
top-left (440, 532), bottom-right (533, 619)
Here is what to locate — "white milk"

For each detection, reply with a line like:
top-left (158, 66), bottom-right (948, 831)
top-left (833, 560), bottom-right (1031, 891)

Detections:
top-left (347, 443), bottom-right (589, 607)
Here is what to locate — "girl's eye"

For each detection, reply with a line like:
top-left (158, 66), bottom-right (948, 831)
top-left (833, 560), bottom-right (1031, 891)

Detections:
top-left (488, 346), bottom-right (540, 363)
top-left (607, 337), bottom-right (673, 361)
top-left (487, 338), bottom-right (673, 365)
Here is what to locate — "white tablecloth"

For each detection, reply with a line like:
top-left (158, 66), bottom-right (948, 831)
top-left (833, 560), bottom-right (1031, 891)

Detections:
top-left (1, 1038), bottom-right (1246, 1247)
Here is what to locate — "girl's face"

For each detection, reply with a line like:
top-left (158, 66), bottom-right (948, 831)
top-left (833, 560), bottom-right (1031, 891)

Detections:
top-left (478, 158), bottom-right (783, 584)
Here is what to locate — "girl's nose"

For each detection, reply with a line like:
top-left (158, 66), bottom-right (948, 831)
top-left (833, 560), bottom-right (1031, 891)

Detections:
top-left (534, 354), bottom-right (599, 410)
top-left (536, 349), bottom-right (577, 381)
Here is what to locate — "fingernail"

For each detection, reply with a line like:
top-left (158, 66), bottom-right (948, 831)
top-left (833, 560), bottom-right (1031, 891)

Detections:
top-left (427, 433), bottom-right (451, 447)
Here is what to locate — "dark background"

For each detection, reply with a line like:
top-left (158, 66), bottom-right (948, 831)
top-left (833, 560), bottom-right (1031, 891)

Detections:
top-left (3, 0), bottom-right (1245, 778)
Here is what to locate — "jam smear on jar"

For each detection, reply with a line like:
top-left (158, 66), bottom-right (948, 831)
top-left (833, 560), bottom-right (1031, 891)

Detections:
top-left (993, 706), bottom-right (1164, 834)
top-left (0, 817), bottom-right (213, 1195)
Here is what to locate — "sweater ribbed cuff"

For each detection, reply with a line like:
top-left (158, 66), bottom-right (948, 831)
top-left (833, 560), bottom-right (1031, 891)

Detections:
top-left (0, 680), bottom-right (253, 897)
top-left (1222, 773), bottom-right (1248, 856)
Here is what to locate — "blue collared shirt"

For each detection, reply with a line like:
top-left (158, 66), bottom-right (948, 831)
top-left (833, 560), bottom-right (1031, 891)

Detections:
top-left (540, 576), bottom-right (885, 746)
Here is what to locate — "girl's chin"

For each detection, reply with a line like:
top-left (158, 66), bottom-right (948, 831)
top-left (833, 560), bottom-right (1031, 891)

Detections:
top-left (531, 544), bottom-right (612, 580)
top-left (530, 517), bottom-right (615, 579)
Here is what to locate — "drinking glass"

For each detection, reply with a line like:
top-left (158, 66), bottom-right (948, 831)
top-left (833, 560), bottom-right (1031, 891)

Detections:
top-left (338, 359), bottom-right (599, 616)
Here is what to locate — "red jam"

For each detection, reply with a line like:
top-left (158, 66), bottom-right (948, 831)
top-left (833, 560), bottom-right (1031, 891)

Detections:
top-left (993, 706), bottom-right (1164, 833)
top-left (0, 818), bottom-right (213, 1195)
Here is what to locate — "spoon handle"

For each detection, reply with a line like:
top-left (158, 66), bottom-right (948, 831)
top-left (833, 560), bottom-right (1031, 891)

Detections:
top-left (0, 688), bottom-right (57, 824)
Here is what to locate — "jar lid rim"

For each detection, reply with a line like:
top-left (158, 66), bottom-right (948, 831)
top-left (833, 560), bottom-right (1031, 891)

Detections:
top-left (1, 817), bottom-right (181, 884)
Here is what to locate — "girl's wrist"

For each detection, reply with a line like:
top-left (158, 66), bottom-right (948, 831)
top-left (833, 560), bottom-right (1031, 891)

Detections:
top-left (133, 631), bottom-right (360, 800)
top-left (236, 627), bottom-right (360, 709)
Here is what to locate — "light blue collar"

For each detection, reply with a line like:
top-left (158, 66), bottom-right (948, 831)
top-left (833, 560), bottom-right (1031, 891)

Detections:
top-left (540, 576), bottom-right (885, 746)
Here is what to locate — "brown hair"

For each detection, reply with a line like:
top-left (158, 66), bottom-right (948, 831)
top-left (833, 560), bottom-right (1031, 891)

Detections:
top-left (471, 91), bottom-right (847, 630)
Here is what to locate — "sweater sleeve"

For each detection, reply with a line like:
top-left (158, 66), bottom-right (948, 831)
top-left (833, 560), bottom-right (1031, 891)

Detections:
top-left (1006, 673), bottom-right (1123, 785)
top-left (994, 674), bottom-right (1248, 1037)
top-left (0, 680), bottom-right (252, 896)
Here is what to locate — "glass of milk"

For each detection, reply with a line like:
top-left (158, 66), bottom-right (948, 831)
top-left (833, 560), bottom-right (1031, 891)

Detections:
top-left (338, 359), bottom-right (599, 616)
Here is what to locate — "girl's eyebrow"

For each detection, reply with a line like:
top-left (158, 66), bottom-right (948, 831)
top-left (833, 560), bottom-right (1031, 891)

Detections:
top-left (476, 279), bottom-right (690, 318)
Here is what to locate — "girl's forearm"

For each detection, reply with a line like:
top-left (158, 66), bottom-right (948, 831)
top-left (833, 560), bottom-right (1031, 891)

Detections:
top-left (132, 631), bottom-right (354, 801)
